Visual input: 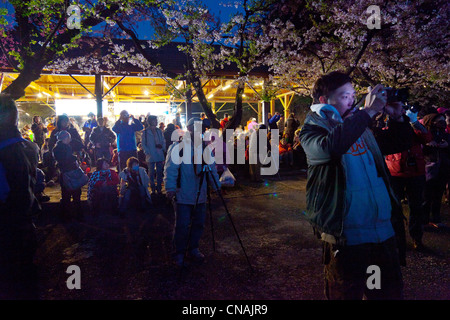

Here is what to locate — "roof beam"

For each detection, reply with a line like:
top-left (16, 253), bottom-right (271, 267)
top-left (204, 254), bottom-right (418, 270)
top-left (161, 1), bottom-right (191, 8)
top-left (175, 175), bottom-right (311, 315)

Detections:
top-left (5, 73), bottom-right (64, 99)
top-left (196, 79), bottom-right (236, 102)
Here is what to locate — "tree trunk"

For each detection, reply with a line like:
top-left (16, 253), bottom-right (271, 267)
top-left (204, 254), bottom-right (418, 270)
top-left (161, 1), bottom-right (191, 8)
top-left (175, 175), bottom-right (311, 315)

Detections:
top-left (190, 74), bottom-right (220, 129)
top-left (224, 78), bottom-right (245, 130)
top-left (2, 62), bottom-right (44, 100)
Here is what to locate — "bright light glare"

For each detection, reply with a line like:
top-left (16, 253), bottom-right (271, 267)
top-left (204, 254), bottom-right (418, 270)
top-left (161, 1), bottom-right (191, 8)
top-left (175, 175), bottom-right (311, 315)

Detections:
top-left (55, 99), bottom-right (107, 116)
top-left (115, 102), bottom-right (169, 116)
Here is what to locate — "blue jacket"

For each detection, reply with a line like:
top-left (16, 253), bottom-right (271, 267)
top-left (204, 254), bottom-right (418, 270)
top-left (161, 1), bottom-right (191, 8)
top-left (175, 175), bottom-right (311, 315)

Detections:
top-left (299, 104), bottom-right (411, 248)
top-left (112, 118), bottom-right (143, 152)
top-left (268, 114), bottom-right (281, 130)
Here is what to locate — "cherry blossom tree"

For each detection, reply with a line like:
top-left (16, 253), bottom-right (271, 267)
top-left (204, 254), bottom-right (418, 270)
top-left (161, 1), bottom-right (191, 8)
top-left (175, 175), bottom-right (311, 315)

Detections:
top-left (260, 0), bottom-right (449, 106)
top-left (0, 0), bottom-right (153, 100)
top-left (113, 0), bottom-right (281, 129)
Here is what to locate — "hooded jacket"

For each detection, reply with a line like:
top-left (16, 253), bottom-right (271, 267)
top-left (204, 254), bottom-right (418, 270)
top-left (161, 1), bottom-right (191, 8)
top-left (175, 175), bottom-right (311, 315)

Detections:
top-left (142, 126), bottom-right (166, 163)
top-left (299, 104), bottom-right (412, 250)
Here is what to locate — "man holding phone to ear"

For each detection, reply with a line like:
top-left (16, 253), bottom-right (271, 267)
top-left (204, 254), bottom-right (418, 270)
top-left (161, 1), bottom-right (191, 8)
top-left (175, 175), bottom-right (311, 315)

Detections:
top-left (299, 71), bottom-right (413, 300)
top-left (112, 110), bottom-right (144, 172)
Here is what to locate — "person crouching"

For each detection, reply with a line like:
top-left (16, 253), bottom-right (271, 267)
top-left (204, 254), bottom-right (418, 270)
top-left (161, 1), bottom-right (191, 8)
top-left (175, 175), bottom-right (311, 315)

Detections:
top-left (87, 158), bottom-right (120, 214)
top-left (118, 157), bottom-right (152, 216)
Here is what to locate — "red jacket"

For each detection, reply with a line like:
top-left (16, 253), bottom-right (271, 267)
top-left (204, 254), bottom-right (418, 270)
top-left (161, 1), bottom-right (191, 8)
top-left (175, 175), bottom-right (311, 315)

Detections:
top-left (93, 169), bottom-right (120, 188)
top-left (279, 142), bottom-right (292, 155)
top-left (220, 118), bottom-right (229, 129)
top-left (385, 126), bottom-right (432, 177)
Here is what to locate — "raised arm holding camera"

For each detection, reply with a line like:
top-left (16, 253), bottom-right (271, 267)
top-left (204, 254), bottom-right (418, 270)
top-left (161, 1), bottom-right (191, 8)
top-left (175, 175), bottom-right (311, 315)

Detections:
top-left (112, 110), bottom-right (144, 172)
top-left (299, 71), bottom-right (413, 300)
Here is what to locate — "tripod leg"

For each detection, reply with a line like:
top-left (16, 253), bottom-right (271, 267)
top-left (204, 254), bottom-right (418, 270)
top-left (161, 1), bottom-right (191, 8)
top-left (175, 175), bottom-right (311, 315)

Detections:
top-left (207, 188), bottom-right (216, 252)
top-left (206, 168), bottom-right (254, 272)
top-left (179, 170), bottom-right (206, 279)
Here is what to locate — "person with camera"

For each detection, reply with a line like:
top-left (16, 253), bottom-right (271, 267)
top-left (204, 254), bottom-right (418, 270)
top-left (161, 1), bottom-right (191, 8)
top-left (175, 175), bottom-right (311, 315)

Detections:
top-left (142, 115), bottom-right (166, 195)
top-left (89, 117), bottom-right (116, 162)
top-left (383, 107), bottom-right (432, 251)
top-left (112, 110), bottom-right (144, 173)
top-left (299, 71), bottom-right (414, 300)
top-left (421, 112), bottom-right (450, 229)
top-left (164, 117), bottom-right (221, 267)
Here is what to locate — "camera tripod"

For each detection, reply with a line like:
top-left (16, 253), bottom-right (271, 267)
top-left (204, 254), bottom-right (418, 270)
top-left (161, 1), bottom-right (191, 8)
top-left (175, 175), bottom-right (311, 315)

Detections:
top-left (177, 162), bottom-right (254, 278)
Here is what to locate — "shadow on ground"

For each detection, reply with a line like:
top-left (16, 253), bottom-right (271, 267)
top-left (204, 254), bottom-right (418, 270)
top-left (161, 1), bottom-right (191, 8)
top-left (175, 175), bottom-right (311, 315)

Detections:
top-left (33, 168), bottom-right (450, 300)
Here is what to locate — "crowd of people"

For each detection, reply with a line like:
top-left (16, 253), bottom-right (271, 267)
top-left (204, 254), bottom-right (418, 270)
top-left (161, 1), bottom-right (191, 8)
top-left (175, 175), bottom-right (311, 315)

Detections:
top-left (1, 74), bottom-right (449, 299)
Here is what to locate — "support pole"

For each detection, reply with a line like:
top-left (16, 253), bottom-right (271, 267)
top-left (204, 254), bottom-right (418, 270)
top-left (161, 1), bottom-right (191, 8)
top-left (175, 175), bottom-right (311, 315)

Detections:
top-left (95, 74), bottom-right (103, 119)
top-left (262, 101), bottom-right (269, 125)
top-left (270, 99), bottom-right (275, 115)
top-left (0, 73), bottom-right (4, 93)
top-left (185, 87), bottom-right (192, 120)
top-left (257, 101), bottom-right (262, 123)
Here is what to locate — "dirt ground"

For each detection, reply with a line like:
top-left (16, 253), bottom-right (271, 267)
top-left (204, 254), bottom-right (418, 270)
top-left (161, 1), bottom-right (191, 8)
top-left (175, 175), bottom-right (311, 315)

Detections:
top-left (33, 168), bottom-right (450, 300)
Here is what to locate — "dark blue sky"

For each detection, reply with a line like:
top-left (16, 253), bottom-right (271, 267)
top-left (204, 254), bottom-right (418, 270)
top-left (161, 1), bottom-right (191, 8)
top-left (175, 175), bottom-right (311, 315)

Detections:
top-left (0, 1), bottom-right (243, 39)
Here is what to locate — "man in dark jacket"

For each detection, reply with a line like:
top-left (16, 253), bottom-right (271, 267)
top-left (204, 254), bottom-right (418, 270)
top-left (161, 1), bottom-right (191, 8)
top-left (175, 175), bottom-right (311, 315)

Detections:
top-left (299, 71), bottom-right (413, 300)
top-left (284, 113), bottom-right (300, 143)
top-left (384, 109), bottom-right (432, 251)
top-left (421, 112), bottom-right (450, 228)
top-left (0, 94), bottom-right (40, 299)
top-left (90, 117), bottom-right (116, 162)
top-left (31, 115), bottom-right (48, 152)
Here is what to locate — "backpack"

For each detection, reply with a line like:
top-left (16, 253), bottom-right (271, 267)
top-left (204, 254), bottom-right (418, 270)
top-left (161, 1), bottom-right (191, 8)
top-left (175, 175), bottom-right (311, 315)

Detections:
top-left (0, 137), bottom-right (27, 202)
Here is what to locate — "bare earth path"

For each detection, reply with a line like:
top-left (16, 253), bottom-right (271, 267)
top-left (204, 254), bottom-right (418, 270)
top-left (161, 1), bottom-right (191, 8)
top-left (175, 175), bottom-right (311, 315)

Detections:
top-left (34, 170), bottom-right (450, 300)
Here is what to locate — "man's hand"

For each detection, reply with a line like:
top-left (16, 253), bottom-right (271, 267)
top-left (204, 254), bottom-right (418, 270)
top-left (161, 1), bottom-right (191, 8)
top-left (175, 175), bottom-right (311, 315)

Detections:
top-left (166, 190), bottom-right (176, 200)
top-left (364, 84), bottom-right (387, 117)
top-left (406, 109), bottom-right (418, 123)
